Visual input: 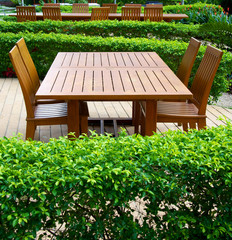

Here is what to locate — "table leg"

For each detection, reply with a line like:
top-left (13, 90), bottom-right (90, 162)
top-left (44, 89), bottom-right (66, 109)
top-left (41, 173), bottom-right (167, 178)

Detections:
top-left (68, 100), bottom-right (80, 138)
top-left (145, 100), bottom-right (157, 136)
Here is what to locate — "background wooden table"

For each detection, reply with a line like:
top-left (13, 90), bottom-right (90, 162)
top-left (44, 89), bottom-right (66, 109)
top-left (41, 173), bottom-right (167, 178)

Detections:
top-left (10, 13), bottom-right (188, 22)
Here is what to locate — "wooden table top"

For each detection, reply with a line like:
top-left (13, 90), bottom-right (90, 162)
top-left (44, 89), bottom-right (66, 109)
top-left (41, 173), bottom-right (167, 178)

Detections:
top-left (36, 52), bottom-right (192, 101)
top-left (10, 13), bottom-right (188, 22)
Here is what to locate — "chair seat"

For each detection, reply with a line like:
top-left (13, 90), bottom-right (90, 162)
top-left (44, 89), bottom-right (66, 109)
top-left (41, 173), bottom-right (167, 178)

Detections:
top-left (157, 101), bottom-right (204, 118)
top-left (34, 102), bottom-right (67, 119)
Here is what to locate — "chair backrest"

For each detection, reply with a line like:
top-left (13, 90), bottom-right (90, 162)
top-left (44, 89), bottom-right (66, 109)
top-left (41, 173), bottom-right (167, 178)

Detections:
top-left (121, 6), bottom-right (141, 21)
top-left (72, 3), bottom-right (89, 13)
top-left (144, 5), bottom-right (163, 21)
top-left (176, 37), bottom-right (201, 87)
top-left (91, 7), bottom-right (110, 21)
top-left (102, 3), bottom-right (118, 13)
top-left (9, 46), bottom-right (35, 118)
top-left (44, 3), bottom-right (60, 6)
top-left (16, 6), bottom-right (36, 22)
top-left (190, 45), bottom-right (223, 114)
top-left (16, 38), bottom-right (40, 94)
top-left (42, 6), bottom-right (62, 21)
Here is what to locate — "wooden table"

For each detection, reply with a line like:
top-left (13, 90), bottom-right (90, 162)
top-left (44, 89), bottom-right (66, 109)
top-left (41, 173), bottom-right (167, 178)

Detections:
top-left (10, 13), bottom-right (188, 22)
top-left (36, 52), bottom-right (193, 136)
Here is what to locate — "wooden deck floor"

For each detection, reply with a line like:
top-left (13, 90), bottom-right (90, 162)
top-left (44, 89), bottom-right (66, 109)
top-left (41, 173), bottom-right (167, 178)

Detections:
top-left (1, 78), bottom-right (232, 142)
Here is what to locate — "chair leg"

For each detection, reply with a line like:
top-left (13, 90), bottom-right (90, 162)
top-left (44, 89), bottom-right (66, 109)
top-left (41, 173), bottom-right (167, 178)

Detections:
top-left (80, 116), bottom-right (88, 135)
top-left (133, 101), bottom-right (141, 134)
top-left (140, 112), bottom-right (146, 136)
top-left (79, 101), bottom-right (89, 135)
top-left (198, 119), bottom-right (206, 130)
top-left (26, 121), bottom-right (36, 140)
top-left (189, 122), bottom-right (197, 129)
top-left (182, 123), bottom-right (188, 132)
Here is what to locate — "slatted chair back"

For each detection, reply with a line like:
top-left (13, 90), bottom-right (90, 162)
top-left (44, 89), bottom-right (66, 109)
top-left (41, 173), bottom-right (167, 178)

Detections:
top-left (9, 46), bottom-right (35, 118)
top-left (42, 6), bottom-right (62, 21)
top-left (144, 4), bottom-right (163, 21)
top-left (102, 3), bottom-right (118, 13)
top-left (16, 38), bottom-right (40, 94)
top-left (190, 45), bottom-right (223, 114)
top-left (44, 3), bottom-right (60, 6)
top-left (91, 7), bottom-right (110, 21)
top-left (121, 6), bottom-right (141, 21)
top-left (16, 6), bottom-right (36, 22)
top-left (176, 37), bottom-right (201, 87)
top-left (72, 3), bottom-right (89, 13)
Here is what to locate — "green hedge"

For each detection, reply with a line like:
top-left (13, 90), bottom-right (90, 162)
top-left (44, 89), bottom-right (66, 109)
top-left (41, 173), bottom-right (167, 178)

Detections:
top-left (1, 20), bottom-right (231, 50)
top-left (0, 20), bottom-right (205, 40)
top-left (1, 32), bottom-right (231, 101)
top-left (1, 124), bottom-right (232, 239)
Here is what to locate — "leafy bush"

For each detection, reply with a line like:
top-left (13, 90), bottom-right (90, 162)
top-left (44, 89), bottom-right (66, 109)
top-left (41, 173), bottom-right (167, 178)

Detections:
top-left (0, 32), bottom-right (231, 101)
top-left (1, 124), bottom-right (232, 239)
top-left (165, 3), bottom-right (231, 24)
top-left (0, 20), bottom-right (203, 40)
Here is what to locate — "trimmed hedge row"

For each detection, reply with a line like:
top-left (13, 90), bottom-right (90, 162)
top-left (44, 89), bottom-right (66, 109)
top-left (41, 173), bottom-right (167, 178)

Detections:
top-left (0, 20), bottom-right (206, 40)
top-left (1, 124), bottom-right (232, 239)
top-left (1, 20), bottom-right (231, 51)
top-left (1, 32), bottom-right (231, 101)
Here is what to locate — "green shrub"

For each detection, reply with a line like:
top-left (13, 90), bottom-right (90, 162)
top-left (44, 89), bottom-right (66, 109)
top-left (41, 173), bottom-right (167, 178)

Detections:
top-left (1, 19), bottom-right (229, 50)
top-left (1, 32), bottom-right (231, 101)
top-left (0, 20), bottom-right (203, 40)
top-left (1, 124), bottom-right (232, 239)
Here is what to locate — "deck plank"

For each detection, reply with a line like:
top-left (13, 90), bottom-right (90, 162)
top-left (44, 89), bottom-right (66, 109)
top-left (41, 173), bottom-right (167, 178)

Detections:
top-left (0, 78), bottom-right (231, 142)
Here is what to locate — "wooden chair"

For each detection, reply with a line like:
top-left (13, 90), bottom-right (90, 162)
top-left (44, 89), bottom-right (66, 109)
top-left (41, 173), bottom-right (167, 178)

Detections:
top-left (139, 45), bottom-right (223, 134)
top-left (44, 3), bottom-right (60, 6)
top-left (91, 7), bottom-right (110, 21)
top-left (42, 6), bottom-right (62, 21)
top-left (121, 6), bottom-right (141, 21)
top-left (16, 38), bottom-right (64, 105)
top-left (16, 6), bottom-right (36, 22)
top-left (144, 4), bottom-right (163, 22)
top-left (9, 45), bottom-right (89, 139)
top-left (102, 3), bottom-right (118, 13)
top-left (72, 3), bottom-right (89, 13)
top-left (176, 37), bottom-right (201, 87)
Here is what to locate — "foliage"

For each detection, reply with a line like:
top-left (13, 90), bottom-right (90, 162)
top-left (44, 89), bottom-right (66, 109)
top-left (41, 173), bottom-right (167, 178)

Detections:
top-left (0, 32), bottom-right (231, 101)
top-left (199, 22), bottom-right (232, 50)
top-left (0, 20), bottom-right (203, 40)
top-left (165, 3), bottom-right (231, 24)
top-left (0, 124), bottom-right (232, 239)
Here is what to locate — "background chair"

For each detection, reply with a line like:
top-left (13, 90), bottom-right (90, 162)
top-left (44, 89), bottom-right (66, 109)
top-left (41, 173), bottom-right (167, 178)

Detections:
top-left (102, 3), bottom-right (118, 13)
top-left (121, 6), bottom-right (141, 21)
top-left (16, 6), bottom-right (36, 22)
top-left (72, 3), bottom-right (89, 13)
top-left (91, 7), bottom-right (110, 21)
top-left (42, 6), bottom-right (62, 21)
top-left (139, 45), bottom-right (223, 134)
top-left (144, 4), bottom-right (163, 22)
